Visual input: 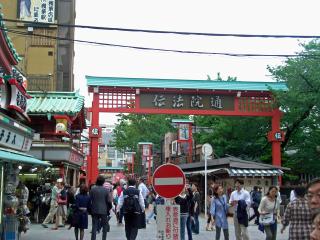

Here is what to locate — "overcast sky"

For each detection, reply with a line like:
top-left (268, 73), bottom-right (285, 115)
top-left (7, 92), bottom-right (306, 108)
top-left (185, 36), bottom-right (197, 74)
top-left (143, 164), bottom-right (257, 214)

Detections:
top-left (73, 0), bottom-right (320, 123)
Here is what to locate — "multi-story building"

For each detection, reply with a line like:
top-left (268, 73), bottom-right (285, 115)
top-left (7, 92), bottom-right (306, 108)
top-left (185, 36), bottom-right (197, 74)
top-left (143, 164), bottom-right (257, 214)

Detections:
top-left (1, 0), bottom-right (75, 91)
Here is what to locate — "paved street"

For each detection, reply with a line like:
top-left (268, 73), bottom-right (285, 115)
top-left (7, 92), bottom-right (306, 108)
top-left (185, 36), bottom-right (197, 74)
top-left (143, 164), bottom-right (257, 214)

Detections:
top-left (21, 212), bottom-right (289, 240)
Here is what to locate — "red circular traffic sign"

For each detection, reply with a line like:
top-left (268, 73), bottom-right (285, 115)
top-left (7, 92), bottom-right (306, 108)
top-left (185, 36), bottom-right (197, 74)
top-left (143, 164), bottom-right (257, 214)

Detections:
top-left (152, 164), bottom-right (186, 199)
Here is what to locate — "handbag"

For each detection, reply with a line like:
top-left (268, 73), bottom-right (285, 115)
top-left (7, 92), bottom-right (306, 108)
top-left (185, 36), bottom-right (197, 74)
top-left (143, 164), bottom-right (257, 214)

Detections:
top-left (259, 199), bottom-right (277, 225)
top-left (135, 211), bottom-right (146, 229)
top-left (259, 213), bottom-right (274, 225)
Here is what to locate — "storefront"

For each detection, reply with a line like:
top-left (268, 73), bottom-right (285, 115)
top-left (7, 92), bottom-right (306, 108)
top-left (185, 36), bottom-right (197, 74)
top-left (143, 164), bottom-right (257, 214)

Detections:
top-left (179, 155), bottom-right (289, 212)
top-left (27, 91), bottom-right (86, 186)
top-left (0, 13), bottom-right (50, 239)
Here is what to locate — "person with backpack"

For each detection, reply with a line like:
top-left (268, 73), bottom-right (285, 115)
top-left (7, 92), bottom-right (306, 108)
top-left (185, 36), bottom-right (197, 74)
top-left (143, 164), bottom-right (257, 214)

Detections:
top-left (249, 186), bottom-right (262, 225)
top-left (117, 177), bottom-right (145, 240)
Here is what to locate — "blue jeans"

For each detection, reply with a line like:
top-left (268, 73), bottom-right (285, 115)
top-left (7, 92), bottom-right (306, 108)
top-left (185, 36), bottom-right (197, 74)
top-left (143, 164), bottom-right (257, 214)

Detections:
top-left (180, 214), bottom-right (188, 240)
top-left (186, 216), bottom-right (193, 240)
top-left (192, 213), bottom-right (199, 234)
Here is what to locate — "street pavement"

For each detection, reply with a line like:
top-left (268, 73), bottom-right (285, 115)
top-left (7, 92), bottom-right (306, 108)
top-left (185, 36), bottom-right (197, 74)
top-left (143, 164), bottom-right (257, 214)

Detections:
top-left (21, 212), bottom-right (289, 240)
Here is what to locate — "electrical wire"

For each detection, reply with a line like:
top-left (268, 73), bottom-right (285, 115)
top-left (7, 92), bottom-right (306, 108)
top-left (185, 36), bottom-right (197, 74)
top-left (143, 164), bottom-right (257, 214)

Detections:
top-left (3, 18), bottom-right (320, 39)
top-left (3, 27), bottom-right (319, 59)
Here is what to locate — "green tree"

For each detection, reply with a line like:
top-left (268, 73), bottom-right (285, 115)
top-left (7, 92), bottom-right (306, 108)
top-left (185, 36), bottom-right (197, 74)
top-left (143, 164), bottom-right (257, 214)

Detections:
top-left (268, 40), bottom-right (320, 176)
top-left (112, 114), bottom-right (182, 172)
top-left (194, 116), bottom-right (271, 161)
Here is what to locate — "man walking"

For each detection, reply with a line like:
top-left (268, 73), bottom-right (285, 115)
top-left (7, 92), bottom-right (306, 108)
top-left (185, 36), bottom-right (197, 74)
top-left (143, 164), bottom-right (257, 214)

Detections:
top-left (229, 179), bottom-right (251, 240)
top-left (118, 178), bottom-right (145, 240)
top-left (90, 175), bottom-right (112, 240)
top-left (42, 178), bottom-right (63, 228)
top-left (138, 177), bottom-right (149, 208)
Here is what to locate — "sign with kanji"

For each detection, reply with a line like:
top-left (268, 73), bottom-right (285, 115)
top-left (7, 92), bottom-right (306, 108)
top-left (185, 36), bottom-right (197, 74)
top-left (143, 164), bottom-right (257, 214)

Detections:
top-left (140, 93), bottom-right (234, 110)
top-left (0, 125), bottom-right (32, 151)
top-left (18, 0), bottom-right (56, 23)
top-left (157, 205), bottom-right (180, 240)
top-left (152, 164), bottom-right (186, 199)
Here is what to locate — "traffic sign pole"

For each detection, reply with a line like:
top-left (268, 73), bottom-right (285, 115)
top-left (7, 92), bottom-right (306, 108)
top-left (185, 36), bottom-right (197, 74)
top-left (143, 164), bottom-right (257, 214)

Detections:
top-left (202, 143), bottom-right (213, 222)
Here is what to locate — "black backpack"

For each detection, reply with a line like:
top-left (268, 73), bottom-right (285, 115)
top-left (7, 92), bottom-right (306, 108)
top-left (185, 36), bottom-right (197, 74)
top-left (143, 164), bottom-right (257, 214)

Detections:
top-left (123, 190), bottom-right (141, 214)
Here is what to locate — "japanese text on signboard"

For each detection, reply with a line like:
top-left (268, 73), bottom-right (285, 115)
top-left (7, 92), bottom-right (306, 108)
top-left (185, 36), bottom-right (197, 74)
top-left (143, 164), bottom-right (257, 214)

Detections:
top-left (18, 0), bottom-right (56, 23)
top-left (157, 205), bottom-right (180, 240)
top-left (140, 93), bottom-right (234, 110)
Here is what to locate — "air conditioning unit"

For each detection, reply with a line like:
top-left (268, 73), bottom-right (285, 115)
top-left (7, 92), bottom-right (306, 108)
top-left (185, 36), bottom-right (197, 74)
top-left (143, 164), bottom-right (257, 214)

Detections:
top-left (171, 140), bottom-right (178, 155)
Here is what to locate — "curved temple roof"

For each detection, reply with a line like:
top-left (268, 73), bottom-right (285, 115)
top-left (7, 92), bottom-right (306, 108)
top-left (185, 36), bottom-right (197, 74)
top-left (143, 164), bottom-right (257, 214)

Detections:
top-left (27, 91), bottom-right (85, 116)
top-left (86, 76), bottom-right (288, 92)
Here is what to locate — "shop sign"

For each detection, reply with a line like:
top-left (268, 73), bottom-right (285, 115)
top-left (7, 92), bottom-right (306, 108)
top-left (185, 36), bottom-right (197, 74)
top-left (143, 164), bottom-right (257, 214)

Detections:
top-left (142, 145), bottom-right (150, 156)
top-left (178, 124), bottom-right (190, 140)
top-left (18, 0), bottom-right (56, 23)
top-left (140, 93), bottom-right (234, 111)
top-left (69, 151), bottom-right (84, 166)
top-left (0, 75), bottom-right (30, 120)
top-left (0, 125), bottom-right (32, 151)
top-left (156, 205), bottom-right (180, 240)
top-left (8, 80), bottom-right (28, 113)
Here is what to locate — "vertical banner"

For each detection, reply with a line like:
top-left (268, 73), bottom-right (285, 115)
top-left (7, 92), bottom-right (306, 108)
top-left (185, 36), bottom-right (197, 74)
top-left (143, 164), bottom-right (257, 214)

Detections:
top-left (157, 205), bottom-right (180, 240)
top-left (178, 124), bottom-right (190, 140)
top-left (18, 0), bottom-right (56, 23)
top-left (142, 144), bottom-right (150, 156)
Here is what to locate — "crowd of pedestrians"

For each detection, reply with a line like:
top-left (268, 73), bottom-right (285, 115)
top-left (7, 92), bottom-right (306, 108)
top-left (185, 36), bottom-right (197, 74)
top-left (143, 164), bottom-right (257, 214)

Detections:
top-left (205, 178), bottom-right (320, 240)
top-left (37, 175), bottom-right (320, 240)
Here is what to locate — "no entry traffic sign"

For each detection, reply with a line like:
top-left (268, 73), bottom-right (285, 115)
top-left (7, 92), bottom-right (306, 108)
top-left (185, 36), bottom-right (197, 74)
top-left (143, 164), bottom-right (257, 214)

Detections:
top-left (152, 164), bottom-right (186, 199)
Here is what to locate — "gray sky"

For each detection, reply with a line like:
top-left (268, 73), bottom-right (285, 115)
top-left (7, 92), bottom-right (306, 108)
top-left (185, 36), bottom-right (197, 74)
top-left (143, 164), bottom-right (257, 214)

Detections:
top-left (73, 0), bottom-right (320, 123)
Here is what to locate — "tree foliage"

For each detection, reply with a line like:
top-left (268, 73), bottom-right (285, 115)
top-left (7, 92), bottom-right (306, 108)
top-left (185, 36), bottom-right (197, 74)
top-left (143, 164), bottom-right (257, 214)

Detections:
top-left (112, 114), bottom-right (178, 152)
top-left (268, 40), bottom-right (320, 175)
top-left (194, 116), bottom-right (271, 161)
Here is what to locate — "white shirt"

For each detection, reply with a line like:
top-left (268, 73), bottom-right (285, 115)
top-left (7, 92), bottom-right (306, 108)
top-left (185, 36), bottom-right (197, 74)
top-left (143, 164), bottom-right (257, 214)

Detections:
top-left (138, 182), bottom-right (149, 199)
top-left (117, 186), bottom-right (145, 212)
top-left (290, 189), bottom-right (296, 202)
top-left (229, 188), bottom-right (251, 212)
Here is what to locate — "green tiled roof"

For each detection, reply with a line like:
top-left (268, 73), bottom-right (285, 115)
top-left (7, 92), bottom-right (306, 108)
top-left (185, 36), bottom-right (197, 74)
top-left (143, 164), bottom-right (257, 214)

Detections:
top-left (0, 13), bottom-right (21, 62)
top-left (27, 91), bottom-right (85, 116)
top-left (86, 76), bottom-right (288, 91)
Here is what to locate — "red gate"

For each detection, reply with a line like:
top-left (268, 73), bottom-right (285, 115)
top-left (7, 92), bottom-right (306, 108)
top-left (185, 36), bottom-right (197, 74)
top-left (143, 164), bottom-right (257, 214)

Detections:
top-left (86, 76), bottom-right (286, 185)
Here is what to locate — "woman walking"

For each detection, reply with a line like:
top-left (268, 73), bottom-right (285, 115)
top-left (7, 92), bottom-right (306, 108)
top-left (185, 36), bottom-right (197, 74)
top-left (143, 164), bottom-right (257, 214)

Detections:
top-left (258, 186), bottom-right (281, 240)
top-left (210, 184), bottom-right (229, 240)
top-left (281, 186), bottom-right (312, 239)
top-left (175, 186), bottom-right (194, 240)
top-left (73, 184), bottom-right (91, 240)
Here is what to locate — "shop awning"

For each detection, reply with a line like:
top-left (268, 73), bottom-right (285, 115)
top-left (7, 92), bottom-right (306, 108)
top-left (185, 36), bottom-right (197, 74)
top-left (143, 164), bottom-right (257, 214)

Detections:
top-left (0, 148), bottom-right (51, 166)
top-left (184, 168), bottom-right (283, 177)
top-left (227, 168), bottom-right (283, 177)
top-left (184, 168), bottom-right (224, 176)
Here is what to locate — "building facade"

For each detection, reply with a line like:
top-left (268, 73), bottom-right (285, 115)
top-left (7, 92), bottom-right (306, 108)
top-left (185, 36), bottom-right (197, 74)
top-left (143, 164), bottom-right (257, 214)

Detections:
top-left (0, 12), bottom-right (50, 239)
top-left (27, 91), bottom-right (86, 186)
top-left (1, 0), bottom-right (75, 92)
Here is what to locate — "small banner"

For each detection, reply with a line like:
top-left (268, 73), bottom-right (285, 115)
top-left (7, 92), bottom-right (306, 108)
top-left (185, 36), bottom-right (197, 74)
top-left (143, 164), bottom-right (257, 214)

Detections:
top-left (157, 205), bottom-right (180, 240)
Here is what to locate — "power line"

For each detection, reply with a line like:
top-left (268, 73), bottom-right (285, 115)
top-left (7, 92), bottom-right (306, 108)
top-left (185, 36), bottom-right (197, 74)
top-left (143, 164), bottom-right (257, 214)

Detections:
top-left (3, 18), bottom-right (320, 39)
top-left (3, 27), bottom-right (319, 59)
